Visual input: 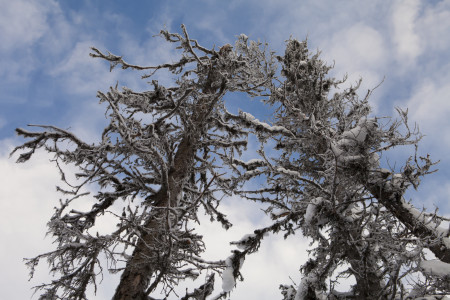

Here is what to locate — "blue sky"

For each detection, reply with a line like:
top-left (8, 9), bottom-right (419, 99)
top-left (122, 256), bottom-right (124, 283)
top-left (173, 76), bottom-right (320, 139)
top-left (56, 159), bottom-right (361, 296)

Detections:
top-left (1, 0), bottom-right (450, 299)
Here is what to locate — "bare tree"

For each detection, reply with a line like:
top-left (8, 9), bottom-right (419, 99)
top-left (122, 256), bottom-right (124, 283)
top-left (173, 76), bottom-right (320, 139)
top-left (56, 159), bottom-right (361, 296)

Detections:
top-left (13, 26), bottom-right (450, 300)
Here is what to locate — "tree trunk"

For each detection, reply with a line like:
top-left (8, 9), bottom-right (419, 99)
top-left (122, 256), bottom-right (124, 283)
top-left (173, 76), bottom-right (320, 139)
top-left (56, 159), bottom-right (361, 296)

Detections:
top-left (113, 137), bottom-right (195, 300)
top-left (112, 71), bottom-right (222, 299)
top-left (346, 243), bottom-right (385, 299)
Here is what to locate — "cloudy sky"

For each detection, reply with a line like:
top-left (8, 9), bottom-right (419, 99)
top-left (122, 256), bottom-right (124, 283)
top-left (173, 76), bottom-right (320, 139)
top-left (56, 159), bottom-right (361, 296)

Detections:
top-left (1, 0), bottom-right (450, 299)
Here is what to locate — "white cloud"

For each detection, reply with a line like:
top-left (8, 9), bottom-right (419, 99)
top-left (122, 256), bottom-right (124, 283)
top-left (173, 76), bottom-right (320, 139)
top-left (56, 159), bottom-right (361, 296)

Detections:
top-left (417, 0), bottom-right (450, 53)
top-left (403, 74), bottom-right (450, 153)
top-left (193, 15), bottom-right (229, 45)
top-left (320, 23), bottom-right (388, 109)
top-left (1, 138), bottom-right (310, 300)
top-left (0, 0), bottom-right (72, 86)
top-left (324, 24), bottom-right (387, 71)
top-left (1, 136), bottom-right (133, 299)
top-left (0, 139), bottom-right (60, 299)
top-left (39, 6), bottom-right (76, 57)
top-left (388, 1), bottom-right (450, 172)
top-left (168, 197), bottom-right (309, 300)
top-left (3, 1), bottom-right (450, 298)
top-left (49, 41), bottom-right (118, 96)
top-left (391, 0), bottom-right (422, 63)
top-left (0, 0), bottom-right (54, 51)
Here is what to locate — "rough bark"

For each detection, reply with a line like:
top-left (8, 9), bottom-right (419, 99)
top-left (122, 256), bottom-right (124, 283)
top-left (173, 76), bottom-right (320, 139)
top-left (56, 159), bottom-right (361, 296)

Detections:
top-left (346, 243), bottom-right (385, 299)
top-left (113, 74), bottom-right (221, 299)
top-left (113, 137), bottom-right (195, 300)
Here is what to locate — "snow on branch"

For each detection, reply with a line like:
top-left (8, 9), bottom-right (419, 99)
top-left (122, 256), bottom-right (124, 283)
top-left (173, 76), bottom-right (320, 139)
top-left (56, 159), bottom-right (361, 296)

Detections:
top-left (13, 24), bottom-right (450, 299)
top-left (221, 251), bottom-right (245, 292)
top-left (330, 116), bottom-right (379, 166)
top-left (239, 111), bottom-right (294, 137)
top-left (420, 259), bottom-right (450, 278)
top-left (276, 167), bottom-right (330, 196)
top-left (401, 200), bottom-right (449, 237)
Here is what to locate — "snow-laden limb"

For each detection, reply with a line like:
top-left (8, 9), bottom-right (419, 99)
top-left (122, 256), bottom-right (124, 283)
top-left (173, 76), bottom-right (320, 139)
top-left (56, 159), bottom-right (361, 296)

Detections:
top-left (271, 208), bottom-right (291, 220)
top-left (239, 111), bottom-right (294, 137)
top-left (280, 285), bottom-right (296, 300)
top-left (366, 177), bottom-right (450, 263)
top-left (295, 272), bottom-right (318, 300)
top-left (221, 251), bottom-right (245, 293)
top-left (294, 270), bottom-right (327, 300)
top-left (330, 141), bottom-right (344, 158)
top-left (342, 203), bottom-right (364, 222)
top-left (181, 273), bottom-right (215, 300)
top-left (445, 238), bottom-right (450, 249)
top-left (420, 260), bottom-right (450, 277)
top-left (230, 158), bottom-right (265, 170)
top-left (331, 116), bottom-right (379, 166)
top-left (221, 259), bottom-right (235, 292)
top-left (276, 167), bottom-right (330, 196)
top-left (233, 233), bottom-right (257, 250)
top-left (242, 168), bottom-right (265, 180)
top-left (304, 197), bottom-right (323, 226)
top-left (401, 200), bottom-right (449, 237)
top-left (341, 117), bottom-right (377, 144)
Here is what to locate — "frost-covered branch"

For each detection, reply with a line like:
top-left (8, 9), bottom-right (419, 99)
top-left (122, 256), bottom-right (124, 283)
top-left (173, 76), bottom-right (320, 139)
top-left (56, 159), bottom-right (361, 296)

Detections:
top-left (14, 25), bottom-right (277, 300)
top-left (13, 25), bottom-right (450, 299)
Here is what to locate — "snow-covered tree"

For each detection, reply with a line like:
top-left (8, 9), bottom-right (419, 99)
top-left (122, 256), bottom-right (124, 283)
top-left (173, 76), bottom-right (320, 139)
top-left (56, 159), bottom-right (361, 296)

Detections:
top-left (12, 26), bottom-right (450, 299)
top-left (12, 26), bottom-right (275, 300)
top-left (230, 39), bottom-right (450, 299)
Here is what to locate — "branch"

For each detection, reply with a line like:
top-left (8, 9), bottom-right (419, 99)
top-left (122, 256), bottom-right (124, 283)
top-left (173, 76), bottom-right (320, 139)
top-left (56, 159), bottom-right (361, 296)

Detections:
top-left (366, 181), bottom-right (450, 263)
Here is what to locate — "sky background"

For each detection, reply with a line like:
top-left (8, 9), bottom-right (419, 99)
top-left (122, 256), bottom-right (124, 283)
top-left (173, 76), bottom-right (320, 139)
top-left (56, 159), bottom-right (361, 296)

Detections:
top-left (1, 0), bottom-right (450, 299)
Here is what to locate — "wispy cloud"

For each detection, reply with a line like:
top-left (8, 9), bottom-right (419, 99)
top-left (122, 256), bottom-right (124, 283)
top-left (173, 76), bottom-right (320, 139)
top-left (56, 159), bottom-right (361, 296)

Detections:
top-left (49, 41), bottom-right (117, 95)
top-left (391, 0), bottom-right (422, 64)
top-left (0, 139), bottom-right (60, 299)
top-left (417, 0), bottom-right (450, 53)
top-left (321, 23), bottom-right (388, 94)
top-left (403, 74), bottom-right (450, 154)
top-left (0, 0), bottom-right (52, 51)
top-left (2, 1), bottom-right (450, 299)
